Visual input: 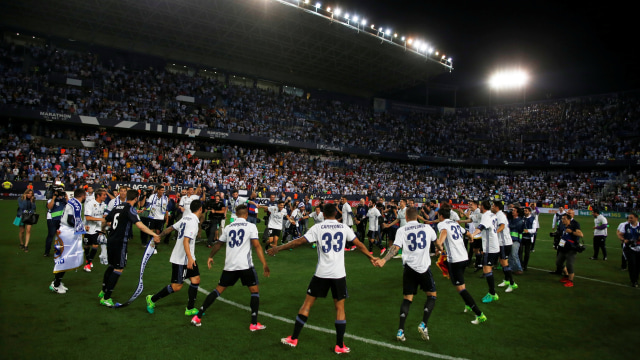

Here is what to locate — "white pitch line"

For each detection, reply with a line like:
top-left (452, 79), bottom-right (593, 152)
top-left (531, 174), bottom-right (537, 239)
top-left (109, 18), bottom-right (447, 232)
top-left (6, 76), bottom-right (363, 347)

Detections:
top-left (527, 267), bottom-right (637, 288)
top-left (191, 284), bottom-right (470, 360)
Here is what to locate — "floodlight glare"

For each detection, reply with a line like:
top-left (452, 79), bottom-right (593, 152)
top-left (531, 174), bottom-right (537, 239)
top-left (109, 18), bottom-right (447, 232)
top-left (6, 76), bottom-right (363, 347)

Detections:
top-left (370, 24), bottom-right (374, 29)
top-left (305, 0), bottom-right (310, 3)
top-left (345, 13), bottom-right (349, 19)
top-left (407, 38), bottom-right (413, 45)
top-left (361, 19), bottom-right (367, 25)
top-left (334, 8), bottom-right (342, 16)
top-left (394, 33), bottom-right (398, 38)
top-left (314, 2), bottom-right (320, 7)
top-left (327, 6), bottom-right (331, 12)
top-left (353, 15), bottom-right (358, 22)
top-left (489, 70), bottom-right (529, 89)
top-left (385, 29), bottom-right (391, 35)
top-left (428, 48), bottom-right (433, 54)
top-left (401, 36), bottom-right (405, 41)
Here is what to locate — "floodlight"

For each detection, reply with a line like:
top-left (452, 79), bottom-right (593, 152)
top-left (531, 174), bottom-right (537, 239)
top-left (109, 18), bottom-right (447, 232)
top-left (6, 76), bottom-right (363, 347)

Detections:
top-left (393, 33), bottom-right (398, 38)
top-left (379, 27), bottom-right (383, 32)
top-left (334, 8), bottom-right (342, 16)
top-left (420, 44), bottom-right (427, 52)
top-left (361, 19), bottom-right (367, 25)
top-left (448, 57), bottom-right (452, 62)
top-left (353, 15), bottom-right (359, 22)
top-left (441, 55), bottom-right (445, 59)
top-left (385, 29), bottom-right (391, 35)
top-left (428, 48), bottom-right (433, 54)
top-left (305, 0), bottom-right (310, 3)
top-left (407, 38), bottom-right (413, 45)
top-left (345, 13), bottom-right (350, 19)
top-left (435, 51), bottom-right (439, 55)
top-left (327, 6), bottom-right (331, 12)
top-left (489, 70), bottom-right (529, 89)
top-left (314, 2), bottom-right (320, 8)
top-left (370, 24), bottom-right (374, 29)
top-left (401, 36), bottom-right (405, 41)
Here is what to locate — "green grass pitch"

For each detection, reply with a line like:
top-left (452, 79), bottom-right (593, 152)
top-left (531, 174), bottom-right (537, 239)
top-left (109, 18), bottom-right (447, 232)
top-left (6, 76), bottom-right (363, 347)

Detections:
top-left (1, 200), bottom-right (638, 360)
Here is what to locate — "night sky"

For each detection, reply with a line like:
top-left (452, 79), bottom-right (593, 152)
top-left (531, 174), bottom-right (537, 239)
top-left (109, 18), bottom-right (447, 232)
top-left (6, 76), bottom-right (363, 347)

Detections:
top-left (330, 0), bottom-right (637, 106)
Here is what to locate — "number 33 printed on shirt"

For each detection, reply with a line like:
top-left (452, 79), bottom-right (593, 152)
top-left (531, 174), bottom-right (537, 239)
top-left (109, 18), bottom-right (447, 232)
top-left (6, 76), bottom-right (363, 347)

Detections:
top-left (321, 232), bottom-right (344, 253)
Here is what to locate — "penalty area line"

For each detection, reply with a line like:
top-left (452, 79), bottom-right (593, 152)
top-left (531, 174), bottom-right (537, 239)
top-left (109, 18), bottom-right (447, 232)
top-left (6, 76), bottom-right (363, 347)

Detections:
top-left (190, 283), bottom-right (470, 360)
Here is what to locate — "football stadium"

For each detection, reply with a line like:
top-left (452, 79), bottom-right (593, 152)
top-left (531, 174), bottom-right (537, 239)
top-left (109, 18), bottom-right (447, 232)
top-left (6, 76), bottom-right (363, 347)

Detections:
top-left (0, 1), bottom-right (638, 359)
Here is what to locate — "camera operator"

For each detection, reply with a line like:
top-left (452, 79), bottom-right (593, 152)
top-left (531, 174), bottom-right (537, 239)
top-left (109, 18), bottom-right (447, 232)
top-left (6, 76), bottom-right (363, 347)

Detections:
top-left (206, 193), bottom-right (226, 247)
top-left (44, 183), bottom-right (68, 257)
top-left (552, 214), bottom-right (584, 287)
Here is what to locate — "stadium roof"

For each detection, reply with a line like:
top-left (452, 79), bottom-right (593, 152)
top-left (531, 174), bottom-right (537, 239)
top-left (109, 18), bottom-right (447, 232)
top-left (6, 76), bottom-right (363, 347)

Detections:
top-left (0, 0), bottom-right (451, 98)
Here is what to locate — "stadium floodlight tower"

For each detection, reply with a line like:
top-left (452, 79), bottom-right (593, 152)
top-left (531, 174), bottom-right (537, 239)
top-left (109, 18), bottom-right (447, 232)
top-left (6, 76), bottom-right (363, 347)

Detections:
top-left (488, 69), bottom-right (529, 106)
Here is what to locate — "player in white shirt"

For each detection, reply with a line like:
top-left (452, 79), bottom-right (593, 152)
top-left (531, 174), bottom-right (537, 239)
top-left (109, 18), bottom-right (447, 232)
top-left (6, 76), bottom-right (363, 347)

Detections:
top-left (492, 201), bottom-right (517, 292)
top-left (146, 200), bottom-right (203, 315)
top-left (191, 205), bottom-right (270, 330)
top-left (590, 208), bottom-right (608, 260)
top-left (145, 185), bottom-right (169, 237)
top-left (471, 200), bottom-right (500, 304)
top-left (309, 206), bottom-right (324, 225)
top-left (375, 207), bottom-right (437, 342)
top-left (179, 186), bottom-right (202, 218)
top-left (461, 201), bottom-right (484, 272)
top-left (85, 185), bottom-right (95, 203)
top-left (258, 200), bottom-right (292, 252)
top-left (83, 189), bottom-right (108, 272)
top-left (229, 189), bottom-right (252, 222)
top-left (339, 197), bottom-right (357, 251)
top-left (366, 203), bottom-right (385, 255)
top-left (105, 186), bottom-right (128, 215)
top-left (268, 203), bottom-right (377, 354)
top-left (435, 207), bottom-right (487, 325)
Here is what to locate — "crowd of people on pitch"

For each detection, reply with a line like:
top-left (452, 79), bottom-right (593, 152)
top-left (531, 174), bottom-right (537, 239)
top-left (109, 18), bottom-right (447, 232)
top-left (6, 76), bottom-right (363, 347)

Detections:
top-left (1, 120), bottom-right (639, 212)
top-left (2, 40), bottom-right (640, 161)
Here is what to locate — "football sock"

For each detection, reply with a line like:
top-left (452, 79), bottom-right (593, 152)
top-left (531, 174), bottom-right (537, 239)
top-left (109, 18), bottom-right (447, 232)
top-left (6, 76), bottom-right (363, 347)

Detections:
top-left (84, 246), bottom-right (90, 260)
top-left (486, 272), bottom-right (495, 295)
top-left (459, 289), bottom-right (482, 316)
top-left (88, 247), bottom-right (98, 263)
top-left (151, 284), bottom-right (174, 303)
top-left (250, 292), bottom-right (260, 325)
top-left (198, 289), bottom-right (220, 317)
top-left (292, 314), bottom-right (308, 340)
top-left (503, 266), bottom-right (514, 285)
top-left (188, 283), bottom-right (199, 309)
top-left (103, 270), bottom-right (122, 300)
top-left (53, 272), bottom-right (65, 287)
top-left (399, 299), bottom-right (412, 331)
top-left (475, 253), bottom-right (482, 268)
top-left (423, 296), bottom-right (437, 325)
top-left (102, 266), bottom-right (114, 292)
top-left (335, 320), bottom-right (346, 347)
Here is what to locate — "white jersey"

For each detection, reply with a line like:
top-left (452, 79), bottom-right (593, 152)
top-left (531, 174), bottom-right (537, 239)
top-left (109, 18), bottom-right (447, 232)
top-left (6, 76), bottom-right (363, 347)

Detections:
top-left (394, 221), bottom-right (437, 273)
top-left (229, 196), bottom-right (249, 218)
top-left (267, 205), bottom-right (288, 230)
top-left (304, 219), bottom-right (357, 279)
top-left (594, 214), bottom-right (608, 236)
top-left (367, 207), bottom-right (381, 231)
top-left (84, 199), bottom-right (107, 235)
top-left (480, 211), bottom-right (500, 253)
top-left (310, 211), bottom-right (324, 225)
top-left (85, 193), bottom-right (95, 203)
top-left (106, 196), bottom-right (125, 214)
top-left (341, 203), bottom-right (354, 226)
top-left (60, 202), bottom-right (82, 229)
top-left (180, 194), bottom-right (201, 217)
top-left (169, 213), bottom-right (200, 265)
top-left (437, 219), bottom-right (469, 263)
top-left (449, 210), bottom-right (461, 221)
top-left (397, 207), bottom-right (407, 227)
top-left (288, 208), bottom-right (302, 228)
top-left (218, 218), bottom-right (259, 271)
top-left (469, 208), bottom-right (482, 238)
top-left (495, 210), bottom-right (512, 246)
top-left (146, 194), bottom-right (168, 220)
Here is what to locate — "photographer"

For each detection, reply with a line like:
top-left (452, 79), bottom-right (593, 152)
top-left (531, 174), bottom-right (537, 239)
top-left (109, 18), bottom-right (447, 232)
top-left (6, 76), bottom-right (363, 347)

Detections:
top-left (553, 214), bottom-right (584, 288)
top-left (617, 213), bottom-right (640, 287)
top-left (44, 184), bottom-right (68, 256)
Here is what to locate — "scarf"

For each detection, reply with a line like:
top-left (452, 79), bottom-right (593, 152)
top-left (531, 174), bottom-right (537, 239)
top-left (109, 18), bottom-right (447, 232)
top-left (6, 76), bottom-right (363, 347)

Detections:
top-left (68, 198), bottom-right (86, 235)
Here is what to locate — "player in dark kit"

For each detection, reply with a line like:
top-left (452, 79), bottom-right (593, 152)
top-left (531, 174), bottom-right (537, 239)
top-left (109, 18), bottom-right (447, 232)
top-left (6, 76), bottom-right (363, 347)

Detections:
top-left (99, 190), bottom-right (160, 307)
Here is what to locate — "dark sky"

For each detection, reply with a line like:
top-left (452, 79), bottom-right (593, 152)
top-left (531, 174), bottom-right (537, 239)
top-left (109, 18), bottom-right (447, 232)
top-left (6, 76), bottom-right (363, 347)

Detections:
top-left (331, 1), bottom-right (637, 105)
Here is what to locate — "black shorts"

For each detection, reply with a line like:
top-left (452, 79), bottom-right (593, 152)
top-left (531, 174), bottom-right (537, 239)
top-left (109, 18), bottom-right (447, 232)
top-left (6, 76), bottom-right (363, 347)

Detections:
top-left (483, 252), bottom-right (500, 267)
top-left (384, 227), bottom-right (398, 242)
top-left (84, 233), bottom-right (100, 246)
top-left (218, 267), bottom-right (259, 287)
top-left (367, 230), bottom-right (379, 239)
top-left (471, 237), bottom-right (483, 249)
top-left (500, 245), bottom-right (513, 260)
top-left (268, 228), bottom-right (282, 238)
top-left (107, 238), bottom-right (128, 269)
top-left (448, 261), bottom-right (467, 286)
top-left (171, 262), bottom-right (200, 284)
top-left (148, 219), bottom-right (165, 231)
top-left (403, 265), bottom-right (436, 295)
top-left (307, 276), bottom-right (348, 300)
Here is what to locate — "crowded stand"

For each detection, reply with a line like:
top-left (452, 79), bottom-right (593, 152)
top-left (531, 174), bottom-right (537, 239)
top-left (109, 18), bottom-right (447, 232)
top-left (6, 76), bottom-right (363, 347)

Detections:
top-left (0, 120), bottom-right (638, 211)
top-left (1, 40), bottom-right (640, 162)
